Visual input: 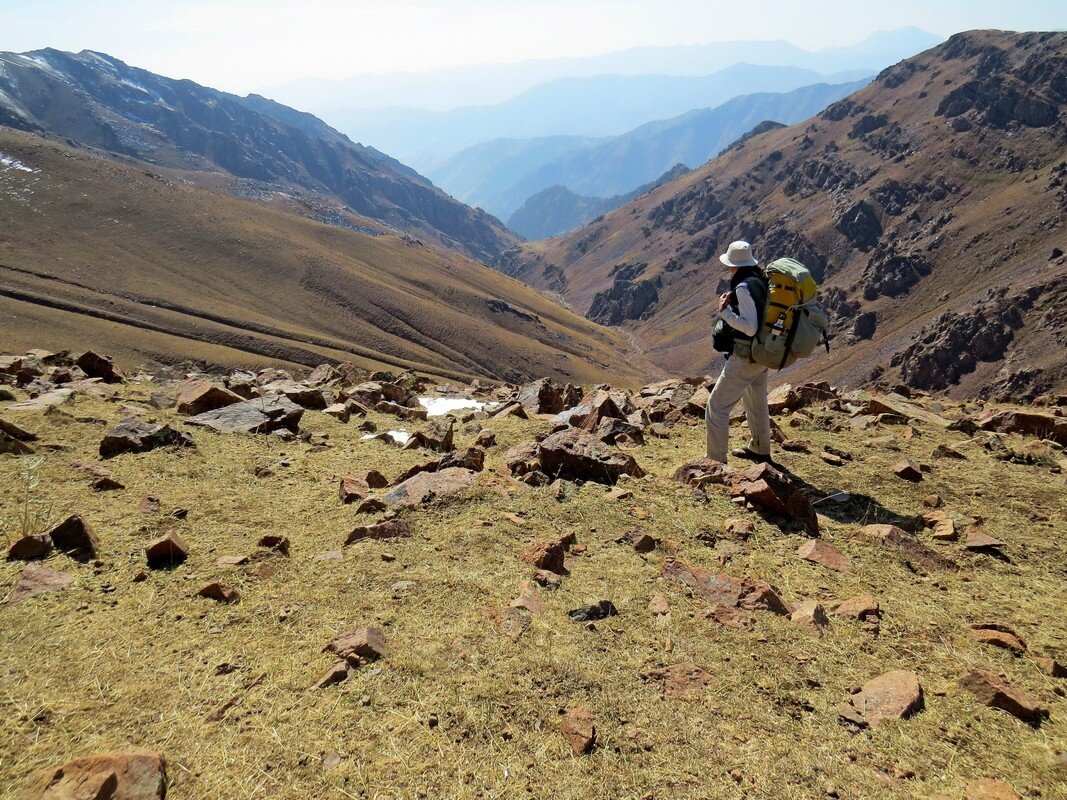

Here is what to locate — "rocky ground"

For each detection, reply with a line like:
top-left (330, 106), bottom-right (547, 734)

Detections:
top-left (1, 349), bottom-right (1065, 799)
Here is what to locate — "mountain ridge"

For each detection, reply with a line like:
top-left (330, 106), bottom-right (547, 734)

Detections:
top-left (0, 48), bottom-right (517, 262)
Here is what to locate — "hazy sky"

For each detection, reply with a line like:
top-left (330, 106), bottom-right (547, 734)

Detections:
top-left (4, 0), bottom-right (1064, 93)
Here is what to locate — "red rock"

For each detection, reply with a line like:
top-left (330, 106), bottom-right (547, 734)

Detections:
top-left (968, 623), bottom-right (1026, 654)
top-left (323, 403), bottom-right (350, 423)
top-left (356, 469), bottom-right (389, 489)
top-left (838, 670), bottom-right (923, 727)
top-left (722, 518), bottom-right (755, 538)
top-left (139, 495), bottom-right (160, 514)
top-left (197, 582), bottom-right (240, 603)
top-left (326, 626), bottom-right (388, 665)
top-left (384, 467), bottom-right (476, 507)
top-left (520, 537), bottom-right (569, 574)
top-left (536, 427), bottom-right (645, 485)
top-left (727, 463), bottom-right (818, 534)
top-left (672, 458), bottom-right (727, 487)
top-left (797, 540), bottom-right (850, 572)
top-left (7, 533), bottom-right (53, 561)
top-left (827, 595), bottom-right (881, 621)
top-left (854, 524), bottom-right (958, 572)
top-left (47, 515), bottom-right (100, 560)
top-left (963, 778), bottom-right (1021, 800)
top-left (5, 564), bottom-right (74, 603)
top-left (790, 600), bottom-right (830, 635)
top-left (532, 570), bottom-right (562, 590)
top-left (175, 379), bottom-right (243, 415)
top-left (959, 667), bottom-right (1047, 724)
top-left (560, 706), bottom-right (596, 755)
top-left (1032, 656), bottom-right (1066, 678)
top-left (490, 606), bottom-right (529, 641)
top-left (312, 660), bottom-right (355, 690)
top-left (339, 475), bottom-right (370, 504)
top-left (923, 511), bottom-right (957, 541)
top-left (663, 558), bottom-right (790, 615)
top-left (74, 350), bottom-right (124, 383)
top-left (145, 532), bottom-right (189, 569)
top-left (216, 555), bottom-right (250, 567)
top-left (700, 604), bottom-right (753, 629)
top-left (648, 595), bottom-right (670, 616)
top-left (345, 519), bottom-right (412, 545)
top-left (642, 662), bottom-right (713, 699)
top-left (474, 429), bottom-right (496, 448)
top-left (14, 750), bottom-right (166, 799)
top-left (509, 580), bottom-right (547, 615)
top-left (965, 529), bottom-right (1006, 550)
top-left (892, 460), bottom-right (923, 481)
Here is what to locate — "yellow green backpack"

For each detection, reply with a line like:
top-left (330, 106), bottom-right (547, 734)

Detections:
top-left (749, 258), bottom-right (830, 370)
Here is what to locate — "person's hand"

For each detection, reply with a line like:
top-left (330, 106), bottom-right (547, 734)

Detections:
top-left (717, 292), bottom-right (730, 312)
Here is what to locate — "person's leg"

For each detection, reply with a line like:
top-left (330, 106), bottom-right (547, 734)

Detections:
top-left (705, 358), bottom-right (749, 462)
top-left (742, 366), bottom-right (771, 456)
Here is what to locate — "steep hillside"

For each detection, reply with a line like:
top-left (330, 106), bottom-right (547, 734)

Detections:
top-left (507, 165), bottom-right (691, 240)
top-left (0, 127), bottom-right (641, 385)
top-left (0, 49), bottom-right (517, 262)
top-left (497, 31), bottom-right (1067, 400)
top-left (434, 80), bottom-right (869, 221)
top-left (334, 64), bottom-right (849, 170)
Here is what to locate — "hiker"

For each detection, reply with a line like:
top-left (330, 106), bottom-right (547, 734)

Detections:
top-left (706, 240), bottom-right (772, 465)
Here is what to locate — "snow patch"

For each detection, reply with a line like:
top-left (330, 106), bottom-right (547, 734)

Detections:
top-left (0, 153), bottom-right (38, 173)
top-left (361, 430), bottom-right (410, 445)
top-left (418, 396), bottom-right (487, 417)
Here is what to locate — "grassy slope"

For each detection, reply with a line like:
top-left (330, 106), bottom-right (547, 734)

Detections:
top-left (0, 127), bottom-right (642, 386)
top-left (0, 382), bottom-right (1063, 798)
top-left (509, 31), bottom-right (1067, 395)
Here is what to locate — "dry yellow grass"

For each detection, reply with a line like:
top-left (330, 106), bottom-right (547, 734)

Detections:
top-left (1, 381), bottom-right (1064, 799)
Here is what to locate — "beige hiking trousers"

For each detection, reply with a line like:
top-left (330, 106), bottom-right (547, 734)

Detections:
top-left (705, 352), bottom-right (771, 463)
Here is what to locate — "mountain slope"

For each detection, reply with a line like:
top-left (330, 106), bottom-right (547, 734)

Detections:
top-left (434, 80), bottom-right (870, 221)
top-left (506, 165), bottom-right (692, 240)
top-left (495, 31), bottom-right (1067, 400)
top-left (0, 127), bottom-right (641, 385)
top-left (331, 64), bottom-right (847, 170)
top-left (0, 49), bottom-right (517, 262)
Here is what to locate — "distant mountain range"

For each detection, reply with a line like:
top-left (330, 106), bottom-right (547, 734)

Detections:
top-left (433, 79), bottom-right (871, 228)
top-left (0, 49), bottom-right (516, 262)
top-left (328, 63), bottom-right (861, 171)
top-left (261, 27), bottom-right (942, 112)
top-left (495, 30), bottom-right (1067, 400)
top-left (507, 164), bottom-right (692, 241)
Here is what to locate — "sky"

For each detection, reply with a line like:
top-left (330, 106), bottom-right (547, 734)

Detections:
top-left (3, 0), bottom-right (1065, 94)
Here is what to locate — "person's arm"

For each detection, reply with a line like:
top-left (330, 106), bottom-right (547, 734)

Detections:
top-left (719, 283), bottom-right (759, 336)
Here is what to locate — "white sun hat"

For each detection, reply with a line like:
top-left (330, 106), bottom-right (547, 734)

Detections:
top-left (719, 240), bottom-right (758, 268)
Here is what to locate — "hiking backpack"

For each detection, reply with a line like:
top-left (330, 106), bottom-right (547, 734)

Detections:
top-left (747, 258), bottom-right (830, 370)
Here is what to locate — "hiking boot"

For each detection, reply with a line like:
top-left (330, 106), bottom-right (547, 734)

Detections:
top-left (731, 447), bottom-right (773, 465)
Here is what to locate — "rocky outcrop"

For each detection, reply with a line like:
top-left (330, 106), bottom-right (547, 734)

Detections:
top-left (860, 247), bottom-right (933, 300)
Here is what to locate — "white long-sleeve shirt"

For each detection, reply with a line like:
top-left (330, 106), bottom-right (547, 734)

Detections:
top-left (719, 283), bottom-right (759, 337)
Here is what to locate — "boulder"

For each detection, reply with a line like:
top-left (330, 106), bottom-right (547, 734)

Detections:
top-left (7, 534), bottom-right (53, 561)
top-left (673, 458), bottom-right (728, 487)
top-left (560, 706), bottom-right (596, 755)
top-left (383, 467), bottom-right (476, 507)
top-left (854, 524), bottom-right (958, 572)
top-left (197, 583), bottom-right (240, 603)
top-left (663, 557), bottom-right (791, 615)
top-left (406, 419), bottom-right (454, 452)
top-left (976, 409), bottom-right (1066, 445)
top-left (517, 378), bottom-right (578, 414)
top-left (345, 519), bottom-right (412, 545)
top-left (968, 623), bottom-right (1026, 654)
top-left (797, 540), bottom-right (850, 572)
top-left (13, 750), bottom-right (166, 800)
top-left (504, 442), bottom-right (540, 476)
top-left (892, 460), bottom-right (923, 481)
top-left (74, 351), bottom-right (124, 383)
top-left (1033, 657), bottom-right (1066, 678)
top-left (923, 511), bottom-right (957, 541)
top-left (728, 463), bottom-right (818, 534)
top-left (491, 401), bottom-right (528, 420)
top-left (46, 515), bottom-right (100, 560)
top-left (145, 532), bottom-right (189, 569)
top-left (100, 418), bottom-right (195, 458)
top-left (186, 397), bottom-right (303, 434)
top-left (536, 428), bottom-right (644, 485)
top-left (374, 400), bottom-right (427, 421)
top-left (438, 447), bottom-right (485, 472)
top-left (474, 429), bottom-right (496, 448)
top-left (325, 626), bottom-right (389, 665)
top-left (838, 670), bottom-right (923, 727)
top-left (339, 475), bottom-right (370, 504)
top-left (827, 594), bottom-right (881, 621)
top-left (4, 564), bottom-right (74, 603)
top-left (959, 667), bottom-right (1047, 725)
top-left (965, 529), bottom-right (1006, 551)
top-left (790, 600), bottom-right (831, 635)
top-left (323, 404), bottom-right (350, 423)
top-left (175, 380), bottom-right (243, 415)
top-left (551, 391), bottom-right (625, 432)
top-left (520, 536), bottom-right (571, 574)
